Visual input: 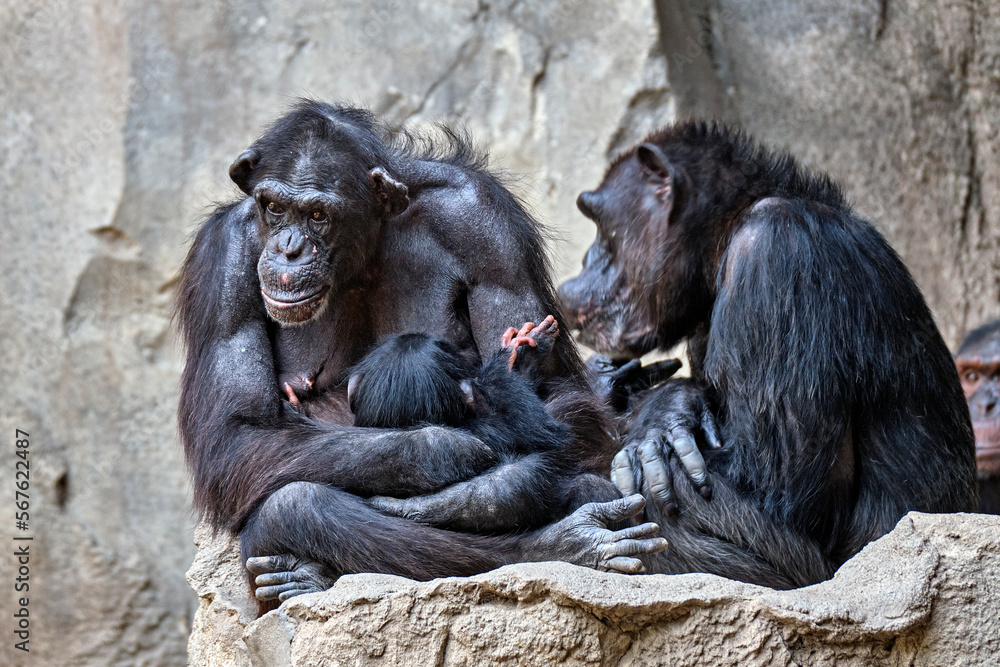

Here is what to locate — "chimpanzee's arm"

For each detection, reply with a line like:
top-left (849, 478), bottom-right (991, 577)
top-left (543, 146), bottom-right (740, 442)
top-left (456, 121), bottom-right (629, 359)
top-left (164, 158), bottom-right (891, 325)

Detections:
top-left (369, 453), bottom-right (563, 532)
top-left (247, 489), bottom-right (666, 605)
top-left (423, 171), bottom-right (562, 364)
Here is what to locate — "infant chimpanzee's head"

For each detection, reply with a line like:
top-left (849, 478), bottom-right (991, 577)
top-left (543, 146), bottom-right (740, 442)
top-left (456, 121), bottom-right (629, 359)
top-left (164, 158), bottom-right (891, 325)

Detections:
top-left (348, 333), bottom-right (475, 429)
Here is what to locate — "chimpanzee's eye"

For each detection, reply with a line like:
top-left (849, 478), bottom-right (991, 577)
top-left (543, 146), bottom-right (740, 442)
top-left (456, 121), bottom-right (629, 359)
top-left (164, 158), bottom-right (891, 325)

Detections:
top-left (308, 210), bottom-right (330, 235)
top-left (267, 202), bottom-right (284, 215)
top-left (964, 370), bottom-right (980, 383)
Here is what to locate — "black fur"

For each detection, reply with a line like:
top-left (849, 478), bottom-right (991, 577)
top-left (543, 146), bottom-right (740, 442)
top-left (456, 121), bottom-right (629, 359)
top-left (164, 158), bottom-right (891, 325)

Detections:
top-left (561, 121), bottom-right (979, 588)
top-left (349, 335), bottom-right (475, 430)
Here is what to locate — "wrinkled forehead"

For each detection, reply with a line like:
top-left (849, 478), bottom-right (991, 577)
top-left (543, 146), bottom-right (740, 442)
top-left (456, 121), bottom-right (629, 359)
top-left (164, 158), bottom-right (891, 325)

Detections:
top-left (273, 135), bottom-right (368, 181)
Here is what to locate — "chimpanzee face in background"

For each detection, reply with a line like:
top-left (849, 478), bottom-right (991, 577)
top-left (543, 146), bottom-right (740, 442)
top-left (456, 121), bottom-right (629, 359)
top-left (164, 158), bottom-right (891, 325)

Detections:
top-left (228, 132), bottom-right (408, 325)
top-left (558, 143), bottom-right (697, 360)
top-left (956, 323), bottom-right (1000, 476)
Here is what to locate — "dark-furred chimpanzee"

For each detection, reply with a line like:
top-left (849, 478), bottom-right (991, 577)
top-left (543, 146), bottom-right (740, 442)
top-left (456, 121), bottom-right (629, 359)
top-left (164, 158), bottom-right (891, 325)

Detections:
top-left (344, 316), bottom-right (600, 533)
top-left (955, 321), bottom-right (1000, 514)
top-left (559, 121), bottom-right (979, 588)
top-left (177, 101), bottom-right (664, 609)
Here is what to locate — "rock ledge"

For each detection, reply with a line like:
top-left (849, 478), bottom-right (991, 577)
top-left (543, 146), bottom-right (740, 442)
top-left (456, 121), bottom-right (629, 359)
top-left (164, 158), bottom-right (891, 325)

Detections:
top-left (187, 512), bottom-right (1000, 666)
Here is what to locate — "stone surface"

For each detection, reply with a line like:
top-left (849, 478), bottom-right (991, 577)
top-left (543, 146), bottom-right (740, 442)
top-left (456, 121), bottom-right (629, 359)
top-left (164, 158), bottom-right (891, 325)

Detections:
top-left (660, 0), bottom-right (1000, 344)
top-left (185, 512), bottom-right (1000, 666)
top-left (3, 1), bottom-right (1000, 666)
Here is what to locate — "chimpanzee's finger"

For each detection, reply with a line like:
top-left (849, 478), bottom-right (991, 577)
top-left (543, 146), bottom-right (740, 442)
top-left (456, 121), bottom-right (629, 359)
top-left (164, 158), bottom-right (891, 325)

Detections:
top-left (246, 554), bottom-right (296, 575)
top-left (500, 327), bottom-right (519, 348)
top-left (612, 358), bottom-right (642, 383)
top-left (610, 521), bottom-right (661, 541)
top-left (701, 409), bottom-right (723, 449)
top-left (256, 581), bottom-right (303, 601)
top-left (628, 359), bottom-right (682, 392)
top-left (582, 494), bottom-right (646, 526)
top-left (608, 536), bottom-right (669, 557)
top-left (531, 314), bottom-right (558, 337)
top-left (278, 588), bottom-right (314, 602)
top-left (638, 436), bottom-right (677, 516)
top-left (667, 427), bottom-right (709, 494)
top-left (254, 571), bottom-right (297, 587)
top-left (611, 449), bottom-right (639, 496)
top-left (603, 556), bottom-right (646, 574)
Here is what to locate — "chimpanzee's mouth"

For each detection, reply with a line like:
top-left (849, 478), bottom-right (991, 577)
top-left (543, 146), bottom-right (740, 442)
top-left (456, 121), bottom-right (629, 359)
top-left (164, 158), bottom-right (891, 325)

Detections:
top-left (261, 287), bottom-right (329, 324)
top-left (262, 287), bottom-right (328, 309)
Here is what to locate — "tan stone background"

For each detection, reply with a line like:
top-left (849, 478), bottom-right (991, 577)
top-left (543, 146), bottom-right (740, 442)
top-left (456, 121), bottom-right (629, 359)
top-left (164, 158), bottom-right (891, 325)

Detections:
top-left (0, 1), bottom-right (997, 665)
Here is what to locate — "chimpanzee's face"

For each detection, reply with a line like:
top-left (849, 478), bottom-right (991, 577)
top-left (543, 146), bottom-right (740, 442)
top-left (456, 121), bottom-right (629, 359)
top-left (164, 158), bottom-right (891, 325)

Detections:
top-left (229, 142), bottom-right (408, 326)
top-left (956, 334), bottom-right (1000, 475)
top-left (252, 169), bottom-right (367, 325)
top-left (558, 144), bottom-right (695, 360)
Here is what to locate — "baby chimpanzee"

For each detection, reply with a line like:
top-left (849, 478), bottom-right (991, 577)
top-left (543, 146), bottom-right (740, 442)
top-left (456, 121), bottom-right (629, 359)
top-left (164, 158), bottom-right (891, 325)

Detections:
top-left (347, 317), bottom-right (563, 451)
top-left (348, 317), bottom-right (621, 533)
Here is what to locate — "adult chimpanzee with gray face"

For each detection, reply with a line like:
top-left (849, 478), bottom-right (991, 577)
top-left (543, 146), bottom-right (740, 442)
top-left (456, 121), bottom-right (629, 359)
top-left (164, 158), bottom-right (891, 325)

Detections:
top-left (177, 101), bottom-right (664, 611)
top-left (559, 122), bottom-right (979, 588)
top-left (955, 321), bottom-right (1000, 514)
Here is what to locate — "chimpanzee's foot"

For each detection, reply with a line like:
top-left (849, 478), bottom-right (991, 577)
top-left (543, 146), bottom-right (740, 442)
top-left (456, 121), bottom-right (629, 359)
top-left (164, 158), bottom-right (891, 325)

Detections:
top-left (526, 494), bottom-right (667, 574)
top-left (501, 315), bottom-right (559, 370)
top-left (246, 554), bottom-right (339, 602)
top-left (368, 495), bottom-right (432, 523)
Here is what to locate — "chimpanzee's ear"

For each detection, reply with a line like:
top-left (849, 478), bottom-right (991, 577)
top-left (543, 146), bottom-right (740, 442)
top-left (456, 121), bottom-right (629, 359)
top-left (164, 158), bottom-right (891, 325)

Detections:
top-left (636, 143), bottom-right (675, 202)
top-left (369, 167), bottom-right (409, 218)
top-left (229, 147), bottom-right (261, 195)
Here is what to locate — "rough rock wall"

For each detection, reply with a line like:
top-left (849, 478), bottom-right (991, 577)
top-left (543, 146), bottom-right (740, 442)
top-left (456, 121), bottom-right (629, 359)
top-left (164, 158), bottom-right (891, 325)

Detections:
top-left (2, 1), bottom-right (999, 666)
top-left (0, 2), bottom-right (663, 665)
top-left (188, 513), bottom-right (1000, 666)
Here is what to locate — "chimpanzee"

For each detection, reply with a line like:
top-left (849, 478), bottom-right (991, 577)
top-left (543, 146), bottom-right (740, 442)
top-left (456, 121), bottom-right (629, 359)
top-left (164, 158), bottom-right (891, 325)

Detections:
top-left (177, 101), bottom-right (664, 609)
top-left (559, 121), bottom-right (979, 588)
top-left (955, 321), bottom-right (1000, 514)
top-left (340, 316), bottom-right (610, 533)
top-left (346, 317), bottom-right (559, 435)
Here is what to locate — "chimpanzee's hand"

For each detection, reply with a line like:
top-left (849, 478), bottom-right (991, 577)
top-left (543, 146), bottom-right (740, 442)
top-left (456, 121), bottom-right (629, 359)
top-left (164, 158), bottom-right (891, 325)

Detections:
top-left (586, 355), bottom-right (682, 412)
top-left (526, 495), bottom-right (667, 574)
top-left (611, 379), bottom-right (722, 515)
top-left (501, 315), bottom-right (559, 375)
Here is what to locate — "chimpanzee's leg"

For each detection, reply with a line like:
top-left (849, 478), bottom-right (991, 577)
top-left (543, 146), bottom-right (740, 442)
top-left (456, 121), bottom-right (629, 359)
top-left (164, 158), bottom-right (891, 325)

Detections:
top-left (634, 457), bottom-right (835, 588)
top-left (243, 482), bottom-right (666, 609)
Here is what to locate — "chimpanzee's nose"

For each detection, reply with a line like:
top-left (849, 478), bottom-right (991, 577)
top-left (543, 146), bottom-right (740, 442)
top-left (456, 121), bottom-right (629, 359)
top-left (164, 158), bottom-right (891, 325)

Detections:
top-left (983, 393), bottom-right (998, 418)
top-left (972, 387), bottom-right (1000, 418)
top-left (577, 191), bottom-right (598, 221)
top-left (271, 228), bottom-right (315, 265)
